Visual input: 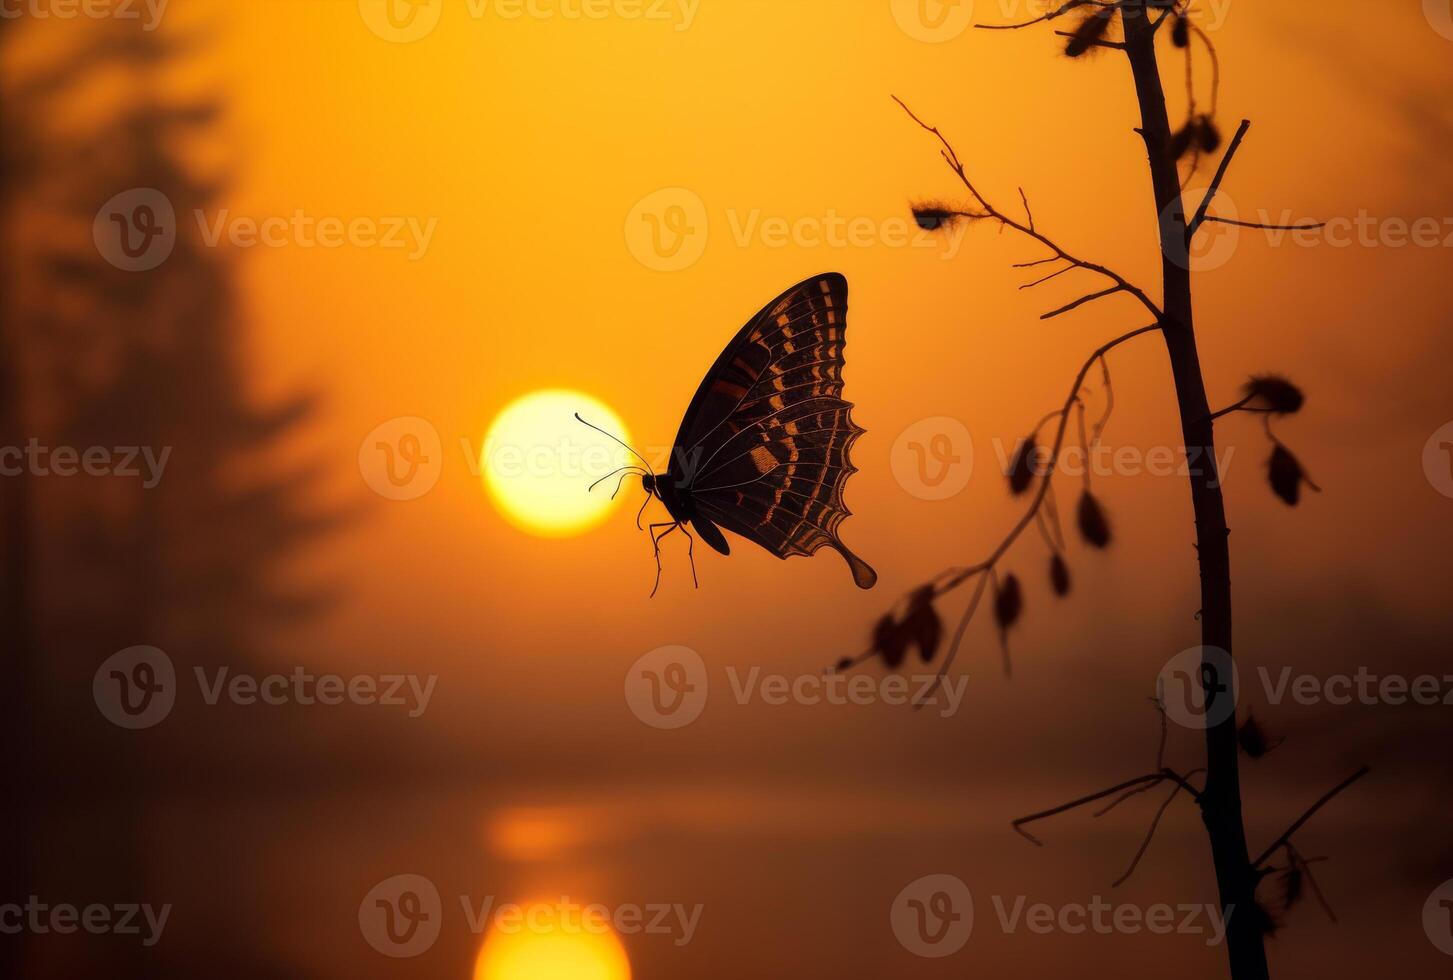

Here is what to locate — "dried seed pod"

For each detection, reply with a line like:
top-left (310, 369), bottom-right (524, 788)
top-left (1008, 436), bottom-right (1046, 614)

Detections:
top-left (903, 586), bottom-right (944, 664)
top-left (1169, 121), bottom-right (1196, 161)
top-left (1268, 445), bottom-right (1319, 506)
top-left (1171, 15), bottom-right (1190, 48)
top-left (1049, 553), bottom-right (1071, 597)
top-left (1065, 9), bottom-right (1115, 58)
top-left (872, 613), bottom-right (908, 670)
top-left (993, 574), bottom-right (1024, 645)
top-left (1238, 714), bottom-right (1280, 759)
top-left (1076, 490), bottom-right (1112, 548)
top-left (1197, 115), bottom-right (1223, 153)
top-left (1008, 436), bottom-right (1039, 496)
top-left (911, 202), bottom-right (961, 232)
top-left (1243, 374), bottom-right (1305, 415)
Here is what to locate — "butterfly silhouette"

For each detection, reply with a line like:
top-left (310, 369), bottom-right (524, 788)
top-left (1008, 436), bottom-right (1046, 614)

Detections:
top-left (582, 273), bottom-right (876, 595)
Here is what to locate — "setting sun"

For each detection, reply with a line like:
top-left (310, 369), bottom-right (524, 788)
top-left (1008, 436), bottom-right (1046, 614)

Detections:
top-left (473, 911), bottom-right (632, 980)
top-left (481, 390), bottom-right (635, 538)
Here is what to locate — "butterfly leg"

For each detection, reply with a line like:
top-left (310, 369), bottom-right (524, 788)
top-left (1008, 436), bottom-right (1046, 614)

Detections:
top-left (647, 521), bottom-right (681, 598)
top-left (680, 524), bottom-right (699, 589)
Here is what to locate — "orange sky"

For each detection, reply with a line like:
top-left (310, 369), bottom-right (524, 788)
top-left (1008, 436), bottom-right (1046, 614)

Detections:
top-left (14, 2), bottom-right (1453, 977)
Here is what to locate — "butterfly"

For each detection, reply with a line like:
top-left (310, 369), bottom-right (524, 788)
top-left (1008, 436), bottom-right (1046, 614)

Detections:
top-left (581, 273), bottom-right (877, 595)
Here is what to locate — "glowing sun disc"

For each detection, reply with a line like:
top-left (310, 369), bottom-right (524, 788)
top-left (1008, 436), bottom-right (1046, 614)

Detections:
top-left (482, 389), bottom-right (635, 538)
top-left (473, 910), bottom-right (631, 980)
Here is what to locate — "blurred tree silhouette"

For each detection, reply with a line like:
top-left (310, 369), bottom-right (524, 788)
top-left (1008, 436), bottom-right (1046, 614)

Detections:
top-left (2, 14), bottom-right (337, 978)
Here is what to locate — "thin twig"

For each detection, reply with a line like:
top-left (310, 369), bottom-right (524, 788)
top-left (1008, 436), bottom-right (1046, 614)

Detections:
top-left (1013, 773), bottom-right (1165, 845)
top-left (1112, 781), bottom-right (1185, 887)
top-left (1203, 216), bottom-right (1327, 232)
top-left (894, 96), bottom-right (1162, 322)
top-left (878, 322), bottom-right (1159, 697)
top-left (1187, 118), bottom-right (1251, 240)
top-left (1251, 766), bottom-right (1371, 868)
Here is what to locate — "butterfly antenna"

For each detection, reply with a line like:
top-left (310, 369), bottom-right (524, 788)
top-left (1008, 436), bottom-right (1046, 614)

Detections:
top-left (608, 471), bottom-right (639, 500)
top-left (574, 413), bottom-right (656, 478)
top-left (588, 465), bottom-right (645, 493)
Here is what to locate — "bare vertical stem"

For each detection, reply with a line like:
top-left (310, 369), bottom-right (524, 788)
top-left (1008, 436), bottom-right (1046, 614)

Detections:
top-left (1120, 10), bottom-right (1268, 980)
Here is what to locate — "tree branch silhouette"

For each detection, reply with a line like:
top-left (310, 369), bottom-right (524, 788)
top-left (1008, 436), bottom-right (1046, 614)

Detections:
top-left (847, 4), bottom-right (1364, 978)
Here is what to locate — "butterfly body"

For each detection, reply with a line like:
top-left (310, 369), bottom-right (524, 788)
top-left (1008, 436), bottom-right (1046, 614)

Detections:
top-left (641, 472), bottom-right (731, 556)
top-left (638, 273), bottom-right (877, 591)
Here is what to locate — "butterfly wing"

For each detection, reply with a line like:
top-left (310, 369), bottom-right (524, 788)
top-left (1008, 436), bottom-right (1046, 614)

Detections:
top-left (670, 273), bottom-right (877, 589)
